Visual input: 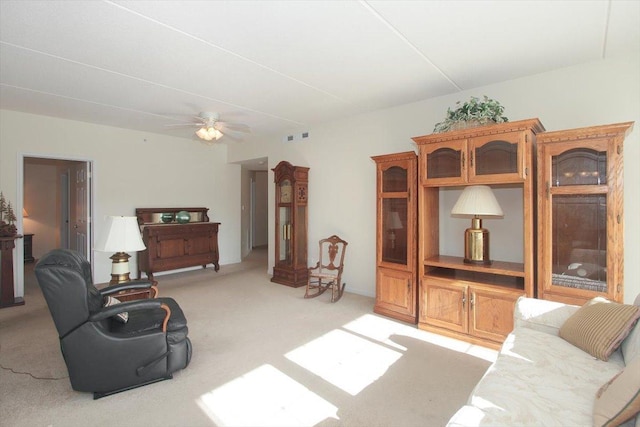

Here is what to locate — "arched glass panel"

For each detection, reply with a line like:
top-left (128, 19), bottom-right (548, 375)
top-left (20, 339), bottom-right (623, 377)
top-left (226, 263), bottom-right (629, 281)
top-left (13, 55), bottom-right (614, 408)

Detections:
top-left (475, 140), bottom-right (518, 175)
top-left (427, 148), bottom-right (461, 179)
top-left (382, 166), bottom-right (408, 192)
top-left (552, 148), bottom-right (606, 186)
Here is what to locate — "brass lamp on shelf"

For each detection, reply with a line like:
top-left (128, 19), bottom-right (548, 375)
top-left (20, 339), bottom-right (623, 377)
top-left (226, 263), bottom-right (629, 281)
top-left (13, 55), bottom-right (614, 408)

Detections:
top-left (451, 185), bottom-right (503, 265)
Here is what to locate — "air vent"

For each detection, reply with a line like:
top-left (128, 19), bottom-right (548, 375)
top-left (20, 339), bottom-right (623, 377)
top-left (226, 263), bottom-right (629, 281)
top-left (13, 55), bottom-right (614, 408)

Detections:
top-left (282, 131), bottom-right (310, 143)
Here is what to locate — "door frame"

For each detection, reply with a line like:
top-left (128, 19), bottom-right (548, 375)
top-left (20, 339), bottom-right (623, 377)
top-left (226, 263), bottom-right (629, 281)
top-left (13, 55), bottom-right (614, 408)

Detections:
top-left (17, 153), bottom-right (94, 299)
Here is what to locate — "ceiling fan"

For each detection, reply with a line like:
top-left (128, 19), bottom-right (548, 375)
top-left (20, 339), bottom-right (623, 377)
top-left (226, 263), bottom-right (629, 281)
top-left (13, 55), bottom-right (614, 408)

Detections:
top-left (168, 112), bottom-right (250, 143)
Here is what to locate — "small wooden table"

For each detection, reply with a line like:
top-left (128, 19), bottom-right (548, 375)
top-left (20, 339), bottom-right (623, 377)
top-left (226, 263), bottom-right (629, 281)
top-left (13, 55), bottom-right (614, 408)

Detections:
top-left (96, 281), bottom-right (158, 302)
top-left (113, 287), bottom-right (154, 302)
top-left (23, 233), bottom-right (35, 263)
top-left (1, 235), bottom-right (25, 308)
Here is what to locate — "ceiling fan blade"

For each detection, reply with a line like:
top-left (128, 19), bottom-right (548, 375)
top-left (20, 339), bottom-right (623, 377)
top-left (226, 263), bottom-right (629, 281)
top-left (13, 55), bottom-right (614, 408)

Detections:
top-left (164, 123), bottom-right (201, 128)
top-left (217, 122), bottom-right (251, 133)
top-left (221, 132), bottom-right (243, 142)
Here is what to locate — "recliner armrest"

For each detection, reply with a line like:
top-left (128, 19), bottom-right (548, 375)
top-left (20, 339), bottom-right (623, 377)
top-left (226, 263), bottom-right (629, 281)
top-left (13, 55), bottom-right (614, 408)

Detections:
top-left (90, 300), bottom-right (171, 332)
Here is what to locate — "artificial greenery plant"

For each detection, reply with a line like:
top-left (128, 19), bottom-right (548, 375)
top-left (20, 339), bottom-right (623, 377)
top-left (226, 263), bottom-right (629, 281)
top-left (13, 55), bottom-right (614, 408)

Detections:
top-left (0, 192), bottom-right (18, 237)
top-left (433, 95), bottom-right (508, 133)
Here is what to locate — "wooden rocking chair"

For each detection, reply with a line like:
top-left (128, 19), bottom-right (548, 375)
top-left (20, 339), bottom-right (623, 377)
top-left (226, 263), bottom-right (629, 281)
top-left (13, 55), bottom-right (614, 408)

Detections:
top-left (304, 235), bottom-right (348, 302)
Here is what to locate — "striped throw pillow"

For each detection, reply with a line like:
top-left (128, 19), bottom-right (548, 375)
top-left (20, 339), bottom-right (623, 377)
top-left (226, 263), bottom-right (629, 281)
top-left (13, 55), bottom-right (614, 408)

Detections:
top-left (559, 298), bottom-right (640, 361)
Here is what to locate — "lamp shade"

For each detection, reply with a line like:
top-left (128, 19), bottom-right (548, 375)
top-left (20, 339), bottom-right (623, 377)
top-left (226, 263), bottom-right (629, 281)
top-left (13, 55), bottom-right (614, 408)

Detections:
top-left (95, 216), bottom-right (146, 252)
top-left (385, 211), bottom-right (403, 230)
top-left (451, 185), bottom-right (503, 217)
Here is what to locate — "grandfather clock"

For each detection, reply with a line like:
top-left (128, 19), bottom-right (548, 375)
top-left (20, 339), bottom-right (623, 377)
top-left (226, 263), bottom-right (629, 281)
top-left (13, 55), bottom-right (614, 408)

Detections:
top-left (271, 161), bottom-right (309, 287)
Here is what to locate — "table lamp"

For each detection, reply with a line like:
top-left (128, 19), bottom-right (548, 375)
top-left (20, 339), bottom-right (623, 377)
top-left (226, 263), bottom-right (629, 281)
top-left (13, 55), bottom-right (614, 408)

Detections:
top-left (385, 211), bottom-right (403, 250)
top-left (96, 216), bottom-right (146, 284)
top-left (451, 185), bottom-right (503, 265)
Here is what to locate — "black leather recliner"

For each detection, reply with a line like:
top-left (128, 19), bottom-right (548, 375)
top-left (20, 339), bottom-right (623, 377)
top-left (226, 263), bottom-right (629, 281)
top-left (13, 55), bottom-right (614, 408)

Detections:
top-left (35, 249), bottom-right (192, 399)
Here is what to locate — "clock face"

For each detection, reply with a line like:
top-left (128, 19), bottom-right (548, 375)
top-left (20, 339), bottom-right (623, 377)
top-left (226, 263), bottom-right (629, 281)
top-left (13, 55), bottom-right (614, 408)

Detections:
top-left (280, 180), bottom-right (292, 203)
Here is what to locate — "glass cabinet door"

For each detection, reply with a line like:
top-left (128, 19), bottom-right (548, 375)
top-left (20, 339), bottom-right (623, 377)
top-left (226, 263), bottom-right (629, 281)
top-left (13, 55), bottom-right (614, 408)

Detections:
top-left (469, 132), bottom-right (525, 182)
top-left (378, 161), bottom-right (415, 267)
top-left (381, 165), bottom-right (410, 266)
top-left (382, 198), bottom-right (408, 265)
top-left (549, 148), bottom-right (608, 292)
top-left (421, 140), bottom-right (466, 185)
top-left (537, 122), bottom-right (633, 305)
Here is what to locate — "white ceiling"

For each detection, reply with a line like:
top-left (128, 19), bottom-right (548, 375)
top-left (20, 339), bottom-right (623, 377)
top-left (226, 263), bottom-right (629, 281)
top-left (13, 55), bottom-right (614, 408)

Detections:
top-left (1, 0), bottom-right (639, 142)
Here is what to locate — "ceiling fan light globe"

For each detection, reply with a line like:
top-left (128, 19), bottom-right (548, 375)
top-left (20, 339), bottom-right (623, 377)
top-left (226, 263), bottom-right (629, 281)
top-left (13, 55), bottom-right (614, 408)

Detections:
top-left (196, 127), bottom-right (209, 139)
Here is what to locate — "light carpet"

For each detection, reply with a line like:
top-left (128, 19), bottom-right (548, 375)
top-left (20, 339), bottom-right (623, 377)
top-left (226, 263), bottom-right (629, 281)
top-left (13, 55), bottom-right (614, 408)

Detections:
top-left (0, 249), bottom-right (496, 427)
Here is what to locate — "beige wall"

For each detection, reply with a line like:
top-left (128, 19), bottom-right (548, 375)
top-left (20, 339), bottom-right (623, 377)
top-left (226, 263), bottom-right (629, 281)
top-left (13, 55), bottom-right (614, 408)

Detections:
top-left (2, 54), bottom-right (639, 303)
top-left (1, 114), bottom-right (242, 297)
top-left (229, 54), bottom-right (640, 302)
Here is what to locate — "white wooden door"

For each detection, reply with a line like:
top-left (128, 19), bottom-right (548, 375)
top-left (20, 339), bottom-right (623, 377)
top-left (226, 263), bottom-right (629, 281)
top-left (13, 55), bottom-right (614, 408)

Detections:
top-left (70, 162), bottom-right (91, 258)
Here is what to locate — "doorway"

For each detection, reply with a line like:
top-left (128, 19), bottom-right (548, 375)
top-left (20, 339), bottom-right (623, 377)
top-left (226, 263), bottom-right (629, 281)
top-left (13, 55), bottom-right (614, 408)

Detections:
top-left (19, 156), bottom-right (93, 300)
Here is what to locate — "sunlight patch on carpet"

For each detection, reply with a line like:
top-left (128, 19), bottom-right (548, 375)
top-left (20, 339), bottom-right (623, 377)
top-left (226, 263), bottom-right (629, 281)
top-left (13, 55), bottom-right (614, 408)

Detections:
top-left (285, 329), bottom-right (402, 395)
top-left (342, 313), bottom-right (417, 350)
top-left (344, 314), bottom-right (498, 363)
top-left (197, 364), bottom-right (338, 426)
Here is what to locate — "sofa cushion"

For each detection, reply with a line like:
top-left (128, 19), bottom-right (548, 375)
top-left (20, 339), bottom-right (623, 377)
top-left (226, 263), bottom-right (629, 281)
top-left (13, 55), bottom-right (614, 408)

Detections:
top-left (621, 294), bottom-right (640, 364)
top-left (594, 356), bottom-right (640, 427)
top-left (447, 327), bottom-right (625, 426)
top-left (514, 296), bottom-right (580, 335)
top-left (559, 298), bottom-right (640, 361)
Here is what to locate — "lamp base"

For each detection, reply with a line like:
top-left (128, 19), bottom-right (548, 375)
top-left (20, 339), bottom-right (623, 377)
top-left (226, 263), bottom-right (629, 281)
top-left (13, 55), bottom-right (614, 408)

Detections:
top-left (109, 251), bottom-right (132, 285)
top-left (463, 257), bottom-right (493, 266)
top-left (463, 218), bottom-right (492, 265)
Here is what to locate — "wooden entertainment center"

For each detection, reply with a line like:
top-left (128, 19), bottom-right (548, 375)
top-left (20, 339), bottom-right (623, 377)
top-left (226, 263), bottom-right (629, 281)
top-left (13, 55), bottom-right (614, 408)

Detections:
top-left (372, 119), bottom-right (633, 349)
top-left (135, 207), bottom-right (220, 282)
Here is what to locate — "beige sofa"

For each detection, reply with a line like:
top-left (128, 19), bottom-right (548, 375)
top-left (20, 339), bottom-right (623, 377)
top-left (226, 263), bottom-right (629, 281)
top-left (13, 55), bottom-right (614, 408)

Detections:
top-left (447, 295), bottom-right (640, 427)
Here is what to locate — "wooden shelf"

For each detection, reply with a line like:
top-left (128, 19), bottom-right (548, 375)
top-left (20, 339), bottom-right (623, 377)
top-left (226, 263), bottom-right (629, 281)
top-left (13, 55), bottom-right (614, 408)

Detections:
top-left (425, 266), bottom-right (524, 290)
top-left (424, 255), bottom-right (525, 277)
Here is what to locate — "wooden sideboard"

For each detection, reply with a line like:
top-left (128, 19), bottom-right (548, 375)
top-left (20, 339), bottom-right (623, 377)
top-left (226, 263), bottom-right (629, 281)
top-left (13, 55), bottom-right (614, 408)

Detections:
top-left (136, 208), bottom-right (220, 281)
top-left (1, 235), bottom-right (25, 308)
